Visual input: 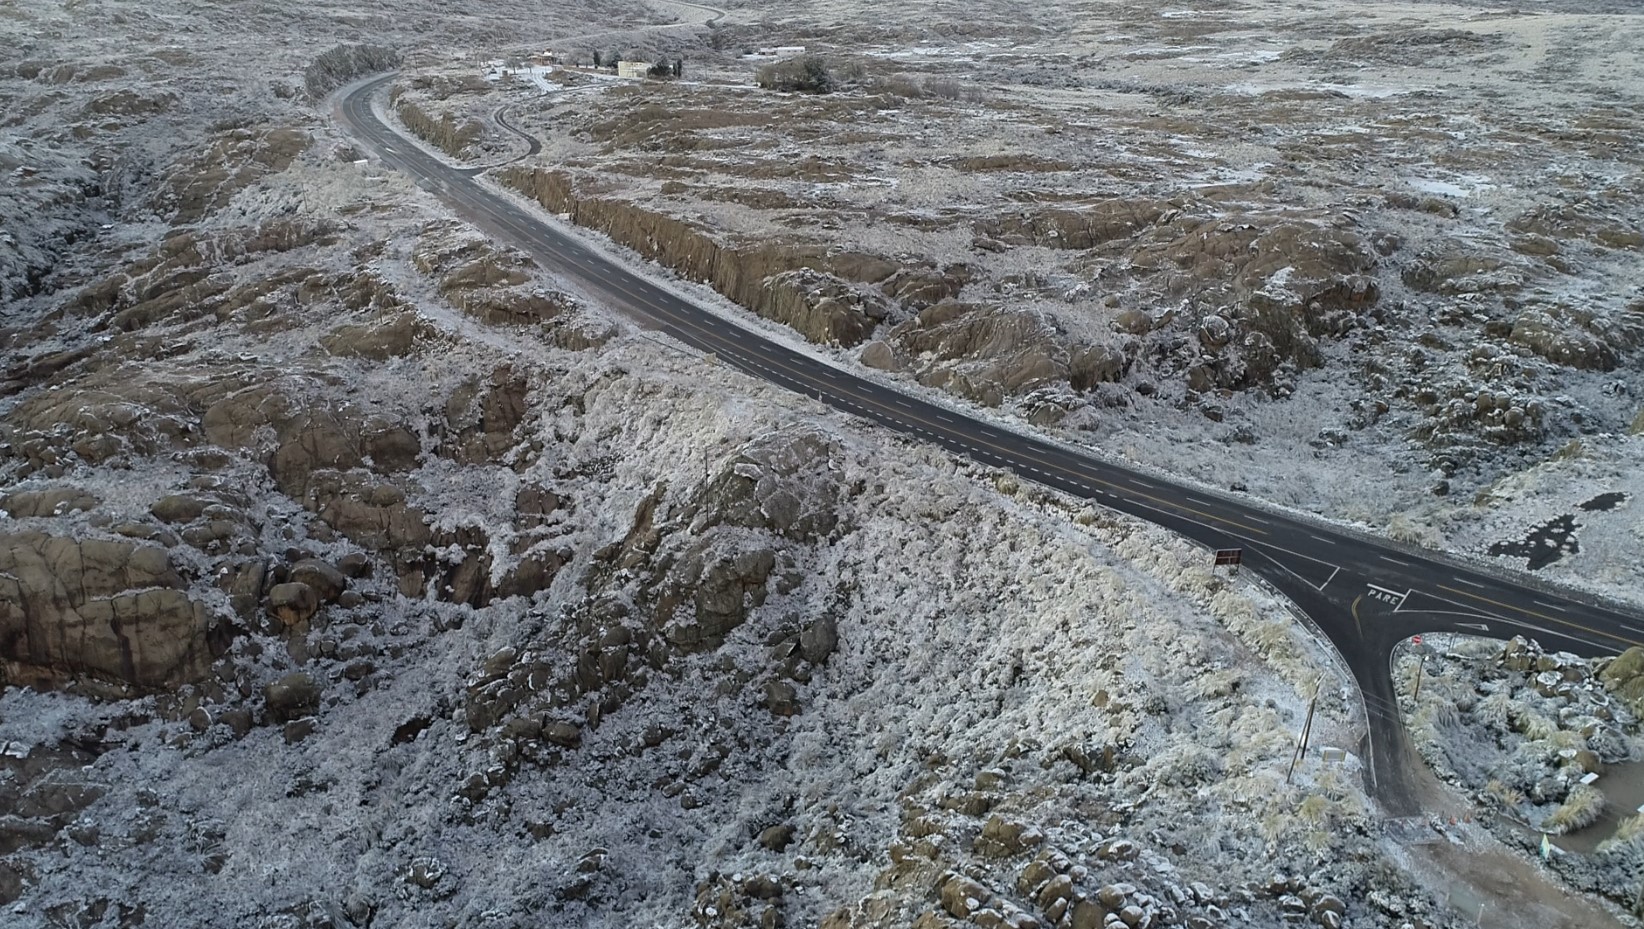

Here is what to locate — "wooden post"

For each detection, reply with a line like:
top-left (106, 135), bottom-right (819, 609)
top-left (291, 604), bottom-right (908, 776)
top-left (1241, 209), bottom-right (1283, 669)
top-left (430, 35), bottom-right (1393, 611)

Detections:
top-left (1287, 680), bottom-right (1320, 784)
top-left (1298, 678), bottom-right (1321, 759)
top-left (1413, 653), bottom-right (1426, 700)
top-left (1299, 700), bottom-right (1316, 760)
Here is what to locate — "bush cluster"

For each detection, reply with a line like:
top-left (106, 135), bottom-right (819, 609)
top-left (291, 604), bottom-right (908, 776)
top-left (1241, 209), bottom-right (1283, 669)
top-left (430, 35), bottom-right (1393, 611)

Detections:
top-left (755, 55), bottom-right (835, 94)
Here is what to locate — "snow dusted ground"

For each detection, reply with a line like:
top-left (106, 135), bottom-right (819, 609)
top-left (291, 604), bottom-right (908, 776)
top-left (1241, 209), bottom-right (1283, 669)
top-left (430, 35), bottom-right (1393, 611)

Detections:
top-left (1394, 633), bottom-right (1644, 910)
top-left (396, 0), bottom-right (1644, 610)
top-left (0, 125), bottom-right (1405, 921)
top-left (0, 335), bottom-right (1373, 925)
top-left (0, 1), bottom-right (1639, 928)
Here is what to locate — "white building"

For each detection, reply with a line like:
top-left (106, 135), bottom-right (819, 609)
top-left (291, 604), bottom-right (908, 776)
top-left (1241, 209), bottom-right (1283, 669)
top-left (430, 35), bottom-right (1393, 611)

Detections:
top-left (616, 60), bottom-right (651, 79)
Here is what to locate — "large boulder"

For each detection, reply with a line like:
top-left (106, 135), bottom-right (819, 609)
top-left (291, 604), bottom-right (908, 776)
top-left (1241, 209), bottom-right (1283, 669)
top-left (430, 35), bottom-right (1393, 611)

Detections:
top-left (264, 672), bottom-right (320, 723)
top-left (289, 560), bottom-right (347, 602)
top-left (689, 427), bottom-right (844, 543)
top-left (1599, 647), bottom-right (1644, 717)
top-left (267, 582), bottom-right (321, 629)
top-left (0, 486), bottom-right (100, 519)
top-left (1069, 344), bottom-right (1129, 391)
top-left (0, 531), bottom-right (228, 690)
top-left (859, 340), bottom-right (902, 372)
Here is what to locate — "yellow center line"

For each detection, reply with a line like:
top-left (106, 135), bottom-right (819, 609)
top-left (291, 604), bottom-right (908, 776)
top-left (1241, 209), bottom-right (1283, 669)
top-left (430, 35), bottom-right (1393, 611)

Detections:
top-left (1351, 594), bottom-right (1365, 639)
top-left (1437, 584), bottom-right (1639, 648)
top-left (1086, 473), bottom-right (1270, 536)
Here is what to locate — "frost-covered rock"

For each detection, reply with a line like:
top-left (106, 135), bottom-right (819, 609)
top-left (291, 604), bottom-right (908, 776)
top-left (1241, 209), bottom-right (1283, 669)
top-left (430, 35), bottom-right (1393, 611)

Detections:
top-left (1599, 646), bottom-right (1644, 717)
top-left (0, 532), bottom-right (228, 691)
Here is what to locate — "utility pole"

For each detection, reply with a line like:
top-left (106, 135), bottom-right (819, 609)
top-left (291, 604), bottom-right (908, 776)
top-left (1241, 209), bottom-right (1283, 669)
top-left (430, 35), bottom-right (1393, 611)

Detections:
top-left (1287, 678), bottom-right (1321, 784)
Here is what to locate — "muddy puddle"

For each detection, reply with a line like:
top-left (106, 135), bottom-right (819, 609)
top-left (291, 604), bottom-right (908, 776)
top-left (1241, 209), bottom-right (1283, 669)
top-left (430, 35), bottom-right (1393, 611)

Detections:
top-left (1556, 757), bottom-right (1644, 855)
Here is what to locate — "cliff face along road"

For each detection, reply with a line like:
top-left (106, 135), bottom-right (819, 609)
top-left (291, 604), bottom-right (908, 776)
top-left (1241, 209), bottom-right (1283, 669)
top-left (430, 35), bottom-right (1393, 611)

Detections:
top-left (336, 73), bottom-right (1644, 817)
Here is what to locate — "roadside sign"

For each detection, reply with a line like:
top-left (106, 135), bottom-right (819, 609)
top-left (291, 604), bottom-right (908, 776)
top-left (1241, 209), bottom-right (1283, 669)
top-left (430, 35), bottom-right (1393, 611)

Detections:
top-left (1213, 548), bottom-right (1243, 567)
top-left (1411, 635), bottom-right (1422, 646)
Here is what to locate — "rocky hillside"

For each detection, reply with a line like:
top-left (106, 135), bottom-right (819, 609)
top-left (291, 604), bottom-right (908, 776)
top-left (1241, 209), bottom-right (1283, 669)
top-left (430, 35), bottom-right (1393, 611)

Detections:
top-left (0, 182), bottom-right (1450, 923)
top-left (0, 106), bottom-right (1435, 925)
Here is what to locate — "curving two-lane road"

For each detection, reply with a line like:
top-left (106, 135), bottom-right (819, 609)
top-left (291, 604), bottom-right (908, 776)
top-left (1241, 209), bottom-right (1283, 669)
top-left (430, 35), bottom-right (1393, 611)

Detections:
top-left (335, 73), bottom-right (1644, 815)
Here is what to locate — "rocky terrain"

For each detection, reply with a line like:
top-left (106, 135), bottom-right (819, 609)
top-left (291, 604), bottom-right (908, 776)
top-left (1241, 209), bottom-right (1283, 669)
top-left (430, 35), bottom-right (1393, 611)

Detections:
top-left (1397, 635), bottom-right (1644, 910)
top-left (1, 1), bottom-right (1640, 928)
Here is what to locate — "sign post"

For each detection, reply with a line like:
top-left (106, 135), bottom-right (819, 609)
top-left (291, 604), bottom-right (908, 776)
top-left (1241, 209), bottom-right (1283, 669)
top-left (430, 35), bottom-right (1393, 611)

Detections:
top-left (1213, 548), bottom-right (1243, 574)
top-left (1411, 635), bottom-right (1426, 699)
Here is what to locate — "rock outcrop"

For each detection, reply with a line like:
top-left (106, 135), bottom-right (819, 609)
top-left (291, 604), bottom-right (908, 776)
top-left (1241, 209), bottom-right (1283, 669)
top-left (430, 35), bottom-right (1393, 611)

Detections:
top-left (394, 97), bottom-right (483, 159)
top-left (153, 126), bottom-right (310, 223)
top-left (685, 427), bottom-right (846, 543)
top-left (975, 198), bottom-right (1170, 249)
top-left (0, 532), bottom-right (228, 690)
top-left (888, 302), bottom-right (1073, 406)
top-left (1509, 303), bottom-right (1642, 372)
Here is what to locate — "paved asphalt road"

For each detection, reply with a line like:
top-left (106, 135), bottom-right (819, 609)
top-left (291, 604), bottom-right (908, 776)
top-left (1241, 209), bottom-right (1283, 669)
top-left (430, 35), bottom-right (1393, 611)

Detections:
top-left (338, 74), bottom-right (1644, 816)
